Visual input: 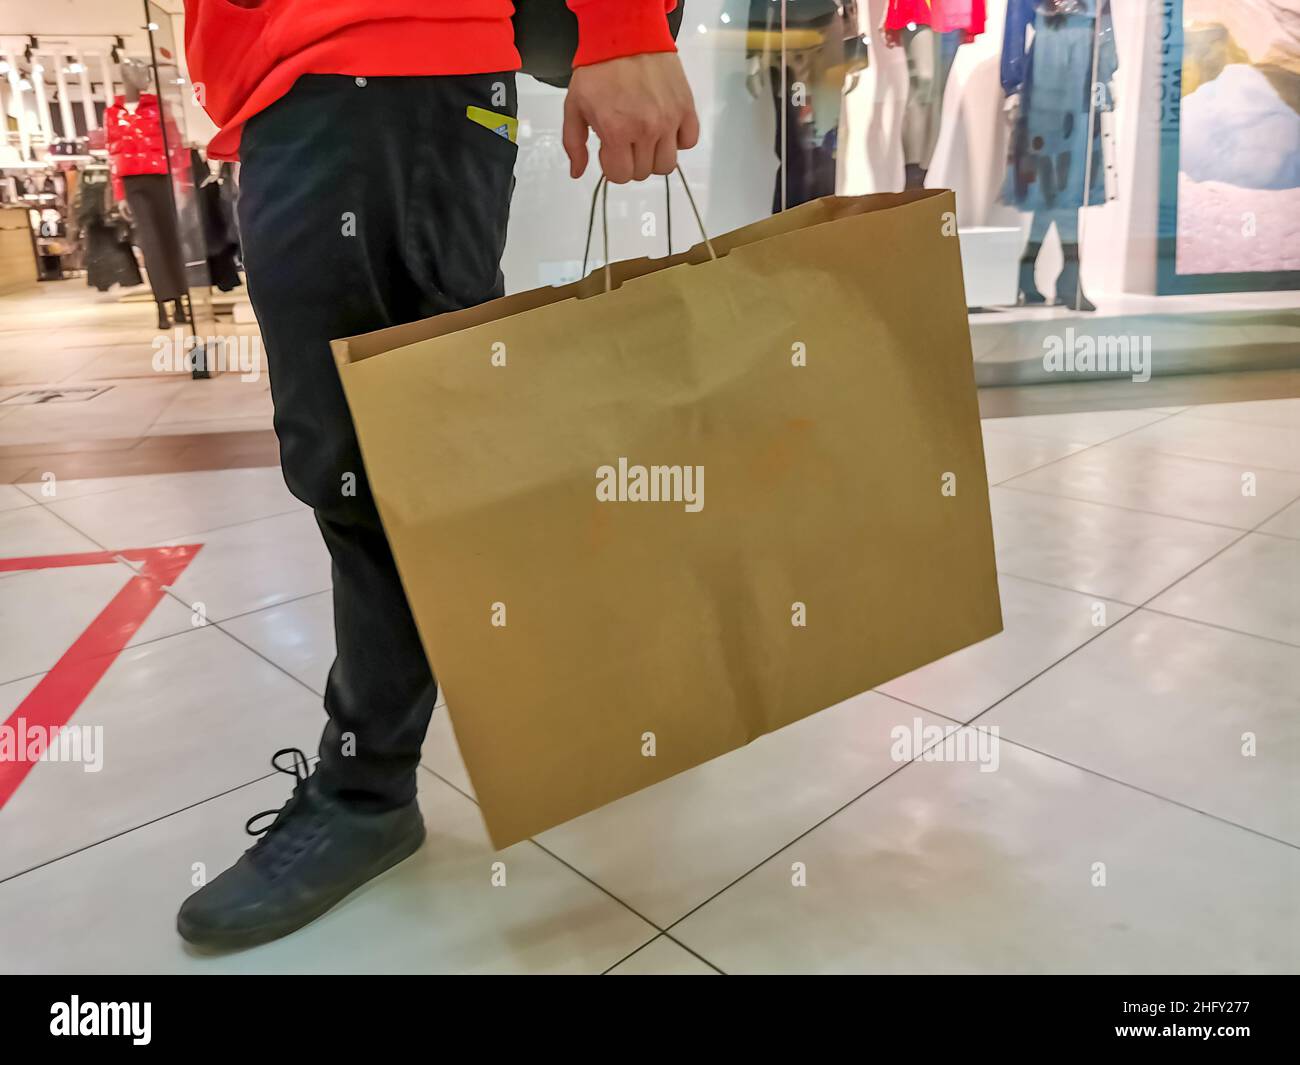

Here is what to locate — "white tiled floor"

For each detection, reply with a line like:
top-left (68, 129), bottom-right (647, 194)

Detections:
top-left (0, 280), bottom-right (270, 443)
top-left (1, 398), bottom-right (1298, 973)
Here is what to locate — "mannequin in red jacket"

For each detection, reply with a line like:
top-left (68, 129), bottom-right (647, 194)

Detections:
top-left (176, 0), bottom-right (699, 952)
top-left (104, 58), bottom-right (191, 328)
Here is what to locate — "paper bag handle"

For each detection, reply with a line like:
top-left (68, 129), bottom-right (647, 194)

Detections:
top-left (581, 165), bottom-right (717, 293)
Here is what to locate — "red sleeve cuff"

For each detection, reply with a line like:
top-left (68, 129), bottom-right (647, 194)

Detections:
top-left (567, 0), bottom-right (678, 68)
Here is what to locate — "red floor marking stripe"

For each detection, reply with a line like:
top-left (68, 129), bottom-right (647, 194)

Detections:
top-left (0, 545), bottom-right (202, 809)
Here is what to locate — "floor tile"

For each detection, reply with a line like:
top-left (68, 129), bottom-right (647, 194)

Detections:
top-left (0, 626), bottom-right (324, 880)
top-left (145, 415), bottom-right (275, 436)
top-left (989, 487), bottom-right (1240, 602)
top-left (878, 575), bottom-right (1133, 722)
top-left (159, 510), bottom-right (332, 622)
top-left (536, 692), bottom-right (950, 928)
top-left (979, 426), bottom-right (1089, 484)
top-left (1002, 444), bottom-right (1300, 529)
top-left (982, 408), bottom-right (1170, 445)
top-left (1149, 533), bottom-right (1300, 645)
top-left (0, 378), bottom-right (186, 446)
top-left (16, 473), bottom-right (168, 503)
top-left (985, 610), bottom-right (1300, 844)
top-left (0, 560), bottom-right (196, 683)
top-left (1181, 398), bottom-right (1300, 430)
top-left (607, 936), bottom-right (719, 975)
top-left (220, 591), bottom-right (335, 696)
top-left (1259, 500), bottom-right (1300, 541)
top-left (1119, 414), bottom-right (1300, 473)
top-left (0, 505), bottom-right (103, 558)
top-left (421, 706), bottom-right (474, 798)
top-left (0, 346), bottom-right (104, 386)
top-left (148, 374), bottom-right (273, 431)
top-left (44, 467), bottom-right (301, 546)
top-left (670, 737), bottom-right (1300, 973)
top-left (0, 485), bottom-right (34, 511)
top-left (0, 769), bottom-right (658, 974)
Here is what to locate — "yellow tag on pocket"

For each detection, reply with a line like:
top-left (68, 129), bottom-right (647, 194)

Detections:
top-left (466, 105), bottom-right (518, 144)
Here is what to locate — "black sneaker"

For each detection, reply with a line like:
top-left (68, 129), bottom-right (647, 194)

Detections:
top-left (177, 748), bottom-right (425, 951)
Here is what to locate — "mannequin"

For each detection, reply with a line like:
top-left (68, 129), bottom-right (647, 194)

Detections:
top-left (106, 58), bottom-right (189, 328)
top-left (883, 0), bottom-right (985, 190)
top-left (747, 0), bottom-right (868, 212)
top-left (1001, 0), bottom-right (1117, 311)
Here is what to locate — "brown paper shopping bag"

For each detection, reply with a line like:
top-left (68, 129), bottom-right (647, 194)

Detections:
top-left (333, 185), bottom-right (1002, 849)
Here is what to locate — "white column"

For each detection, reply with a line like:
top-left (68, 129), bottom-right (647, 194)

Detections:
top-left (4, 50), bottom-right (30, 158)
top-left (98, 51), bottom-right (117, 113)
top-left (54, 57), bottom-right (76, 140)
top-left (30, 52), bottom-right (54, 146)
top-left (77, 50), bottom-right (98, 131)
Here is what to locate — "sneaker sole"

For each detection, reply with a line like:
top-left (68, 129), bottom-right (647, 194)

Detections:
top-left (177, 821), bottom-right (427, 952)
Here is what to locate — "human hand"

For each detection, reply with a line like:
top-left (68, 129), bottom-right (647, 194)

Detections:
top-left (563, 52), bottom-right (700, 183)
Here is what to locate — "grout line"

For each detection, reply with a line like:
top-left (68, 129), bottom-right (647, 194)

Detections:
top-left (16, 500), bottom-right (332, 708)
top-left (873, 690), bottom-right (1300, 853)
top-left (945, 492), bottom-right (1299, 739)
top-left (412, 764), bottom-right (684, 955)
top-left (413, 761), bottom-right (477, 809)
top-left (4, 401), bottom-right (1297, 963)
top-left (987, 409), bottom-right (1300, 488)
top-left (600, 932), bottom-right (727, 976)
top-left (993, 569), bottom-right (1142, 608)
top-left (986, 421), bottom-right (1175, 488)
top-left (655, 931), bottom-right (729, 975)
top-left (1133, 605), bottom-right (1300, 650)
top-left (992, 481), bottom-right (1280, 532)
top-left (208, 586), bottom-right (332, 628)
top-left (205, 617), bottom-right (330, 704)
top-left (0, 584), bottom-right (333, 693)
top-left (658, 719), bottom-right (968, 937)
top-left (0, 768), bottom-right (285, 887)
top-left (410, 764), bottom-right (726, 974)
top-left (655, 491), bottom-right (1300, 935)
top-left (1250, 527), bottom-right (1300, 543)
top-left (35, 498), bottom-right (308, 548)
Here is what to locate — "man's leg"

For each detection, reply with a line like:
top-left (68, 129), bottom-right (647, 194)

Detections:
top-left (178, 73), bottom-right (516, 948)
top-left (238, 77), bottom-right (433, 810)
top-left (239, 72), bottom-right (516, 807)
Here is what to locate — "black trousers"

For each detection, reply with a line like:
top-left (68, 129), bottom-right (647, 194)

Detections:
top-left (123, 173), bottom-right (186, 302)
top-left (238, 73), bottom-right (518, 809)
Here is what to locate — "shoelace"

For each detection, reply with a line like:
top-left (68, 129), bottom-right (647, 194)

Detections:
top-left (244, 747), bottom-right (311, 850)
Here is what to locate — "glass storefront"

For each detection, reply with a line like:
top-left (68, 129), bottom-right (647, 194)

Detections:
top-left (2, 1), bottom-right (1296, 376)
top-left (495, 0), bottom-right (1297, 386)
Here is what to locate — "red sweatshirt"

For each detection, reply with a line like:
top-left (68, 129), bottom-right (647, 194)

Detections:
top-left (184, 1), bottom-right (679, 160)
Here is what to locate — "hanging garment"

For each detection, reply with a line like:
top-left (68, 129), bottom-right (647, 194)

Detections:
top-left (1000, 0), bottom-right (1118, 211)
top-left (217, 162), bottom-right (241, 247)
top-left (123, 173), bottom-right (187, 302)
top-left (190, 148), bottom-right (242, 291)
top-left (749, 0), bottom-right (860, 211)
top-left (885, 0), bottom-right (986, 35)
top-left (76, 169), bottom-right (143, 291)
top-left (901, 26), bottom-right (964, 174)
